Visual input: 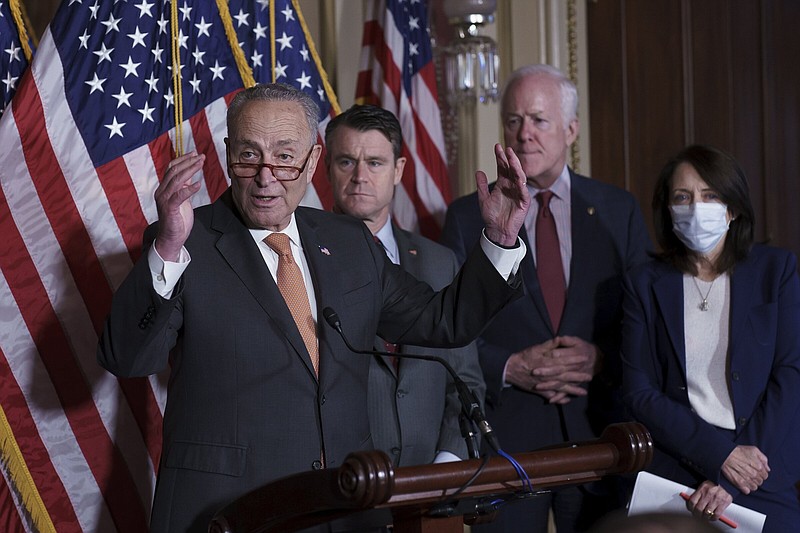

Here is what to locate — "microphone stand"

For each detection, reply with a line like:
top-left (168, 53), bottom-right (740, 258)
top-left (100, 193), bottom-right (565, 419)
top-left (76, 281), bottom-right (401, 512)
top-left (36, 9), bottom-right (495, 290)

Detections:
top-left (322, 307), bottom-right (500, 455)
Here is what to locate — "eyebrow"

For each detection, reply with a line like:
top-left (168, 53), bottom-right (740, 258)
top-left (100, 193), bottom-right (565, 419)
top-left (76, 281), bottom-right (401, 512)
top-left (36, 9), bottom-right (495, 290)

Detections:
top-left (335, 153), bottom-right (390, 162)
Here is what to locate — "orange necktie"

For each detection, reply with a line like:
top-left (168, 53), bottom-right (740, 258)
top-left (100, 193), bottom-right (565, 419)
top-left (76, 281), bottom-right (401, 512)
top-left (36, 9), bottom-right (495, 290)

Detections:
top-left (265, 233), bottom-right (319, 375)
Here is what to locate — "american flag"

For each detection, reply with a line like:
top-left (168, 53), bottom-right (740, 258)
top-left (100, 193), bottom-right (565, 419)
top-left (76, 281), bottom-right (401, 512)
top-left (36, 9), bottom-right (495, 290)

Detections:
top-left (0, 0), bottom-right (33, 118)
top-left (228, 0), bottom-right (340, 210)
top-left (356, 0), bottom-right (451, 238)
top-left (0, 1), bottom-right (253, 530)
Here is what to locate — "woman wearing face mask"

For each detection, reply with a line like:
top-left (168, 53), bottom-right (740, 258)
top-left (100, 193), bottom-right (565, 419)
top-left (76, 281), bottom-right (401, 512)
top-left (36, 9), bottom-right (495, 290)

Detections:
top-left (621, 145), bottom-right (800, 531)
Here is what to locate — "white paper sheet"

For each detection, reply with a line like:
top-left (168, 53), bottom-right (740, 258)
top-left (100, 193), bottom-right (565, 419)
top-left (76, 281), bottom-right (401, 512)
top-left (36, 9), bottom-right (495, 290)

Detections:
top-left (627, 471), bottom-right (766, 532)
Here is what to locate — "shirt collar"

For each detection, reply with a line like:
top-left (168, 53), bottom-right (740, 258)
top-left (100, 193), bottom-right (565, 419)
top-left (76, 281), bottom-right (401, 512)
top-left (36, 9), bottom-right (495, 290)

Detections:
top-left (527, 165), bottom-right (572, 201)
top-left (374, 219), bottom-right (399, 265)
top-left (249, 213), bottom-right (303, 249)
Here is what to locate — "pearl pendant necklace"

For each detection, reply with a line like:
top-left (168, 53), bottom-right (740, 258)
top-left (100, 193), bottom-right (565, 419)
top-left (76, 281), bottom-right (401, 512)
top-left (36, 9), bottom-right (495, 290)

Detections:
top-left (692, 277), bottom-right (715, 311)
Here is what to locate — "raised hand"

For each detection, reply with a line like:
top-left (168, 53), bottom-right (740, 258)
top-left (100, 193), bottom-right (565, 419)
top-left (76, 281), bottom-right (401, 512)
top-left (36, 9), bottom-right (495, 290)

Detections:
top-left (477, 144), bottom-right (531, 247)
top-left (153, 152), bottom-right (205, 261)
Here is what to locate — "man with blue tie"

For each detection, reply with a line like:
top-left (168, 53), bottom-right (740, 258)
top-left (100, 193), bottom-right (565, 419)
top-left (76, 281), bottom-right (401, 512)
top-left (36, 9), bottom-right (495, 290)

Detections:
top-left (325, 104), bottom-right (486, 467)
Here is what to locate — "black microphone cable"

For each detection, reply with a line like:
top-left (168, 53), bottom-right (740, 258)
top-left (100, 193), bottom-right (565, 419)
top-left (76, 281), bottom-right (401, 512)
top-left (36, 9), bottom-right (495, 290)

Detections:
top-left (322, 307), bottom-right (533, 496)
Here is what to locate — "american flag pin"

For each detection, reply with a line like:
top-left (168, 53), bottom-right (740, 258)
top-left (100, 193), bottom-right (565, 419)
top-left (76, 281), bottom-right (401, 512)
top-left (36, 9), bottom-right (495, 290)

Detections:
top-left (319, 246), bottom-right (331, 256)
top-left (408, 249), bottom-right (418, 256)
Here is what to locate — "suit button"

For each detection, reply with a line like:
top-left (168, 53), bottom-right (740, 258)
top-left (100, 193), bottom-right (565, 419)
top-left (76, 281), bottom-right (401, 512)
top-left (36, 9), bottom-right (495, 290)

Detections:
top-left (396, 389), bottom-right (406, 398)
top-left (311, 460), bottom-right (322, 470)
top-left (391, 447), bottom-right (400, 457)
top-left (732, 372), bottom-right (740, 381)
top-left (738, 417), bottom-right (747, 426)
top-left (320, 395), bottom-right (326, 405)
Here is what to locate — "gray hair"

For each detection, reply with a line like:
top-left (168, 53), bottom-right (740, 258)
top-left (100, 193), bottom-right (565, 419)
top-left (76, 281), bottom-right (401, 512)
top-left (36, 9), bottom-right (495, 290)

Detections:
top-left (502, 64), bottom-right (578, 125)
top-left (227, 83), bottom-right (320, 147)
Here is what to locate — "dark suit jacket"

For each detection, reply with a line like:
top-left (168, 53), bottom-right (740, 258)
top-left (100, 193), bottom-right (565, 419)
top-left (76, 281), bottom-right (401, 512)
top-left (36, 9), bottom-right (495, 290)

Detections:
top-left (368, 225), bottom-right (486, 466)
top-left (441, 171), bottom-right (651, 454)
top-left (621, 245), bottom-right (800, 501)
top-left (97, 190), bottom-right (520, 533)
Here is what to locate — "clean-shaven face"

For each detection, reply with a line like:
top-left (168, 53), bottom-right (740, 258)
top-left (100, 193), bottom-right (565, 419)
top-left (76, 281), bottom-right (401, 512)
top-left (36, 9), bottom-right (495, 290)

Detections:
top-left (227, 99), bottom-right (321, 230)
top-left (501, 74), bottom-right (578, 189)
top-left (327, 126), bottom-right (405, 231)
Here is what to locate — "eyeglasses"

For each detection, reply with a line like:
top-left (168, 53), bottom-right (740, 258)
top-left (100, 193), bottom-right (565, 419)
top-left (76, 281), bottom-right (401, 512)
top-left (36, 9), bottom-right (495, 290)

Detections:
top-left (227, 148), bottom-right (313, 181)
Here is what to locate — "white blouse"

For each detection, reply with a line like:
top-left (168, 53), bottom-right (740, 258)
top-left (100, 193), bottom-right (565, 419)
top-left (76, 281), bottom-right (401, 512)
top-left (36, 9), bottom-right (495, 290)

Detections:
top-left (683, 273), bottom-right (736, 429)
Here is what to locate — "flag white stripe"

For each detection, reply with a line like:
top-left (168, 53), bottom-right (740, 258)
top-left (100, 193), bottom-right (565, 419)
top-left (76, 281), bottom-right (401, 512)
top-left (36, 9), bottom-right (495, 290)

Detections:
top-left (410, 74), bottom-right (447, 158)
top-left (122, 145), bottom-right (161, 228)
top-left (0, 260), bottom-right (109, 532)
top-left (207, 97), bottom-right (232, 186)
top-left (33, 35), bottom-right (138, 295)
top-left (169, 121), bottom-right (213, 207)
top-left (1, 101), bottom-right (158, 518)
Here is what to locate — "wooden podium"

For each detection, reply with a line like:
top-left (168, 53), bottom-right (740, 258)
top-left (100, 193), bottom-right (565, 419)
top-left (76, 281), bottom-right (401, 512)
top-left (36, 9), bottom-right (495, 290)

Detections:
top-left (209, 422), bottom-right (652, 533)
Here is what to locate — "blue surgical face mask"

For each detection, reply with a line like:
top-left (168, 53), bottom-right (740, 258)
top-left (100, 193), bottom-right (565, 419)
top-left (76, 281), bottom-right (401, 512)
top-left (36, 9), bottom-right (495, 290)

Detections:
top-left (670, 202), bottom-right (730, 254)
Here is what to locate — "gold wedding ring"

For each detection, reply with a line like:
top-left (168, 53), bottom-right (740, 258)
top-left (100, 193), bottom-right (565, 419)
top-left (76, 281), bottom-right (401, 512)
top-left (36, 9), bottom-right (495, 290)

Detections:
top-left (705, 509), bottom-right (715, 518)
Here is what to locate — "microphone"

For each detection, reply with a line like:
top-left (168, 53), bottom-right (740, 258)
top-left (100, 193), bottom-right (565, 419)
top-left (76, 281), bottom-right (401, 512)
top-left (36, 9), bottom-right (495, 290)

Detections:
top-left (322, 306), bottom-right (500, 453)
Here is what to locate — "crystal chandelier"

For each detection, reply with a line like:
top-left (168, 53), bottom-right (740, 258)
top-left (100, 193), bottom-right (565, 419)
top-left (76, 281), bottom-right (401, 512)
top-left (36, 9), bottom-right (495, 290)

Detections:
top-left (440, 0), bottom-right (499, 106)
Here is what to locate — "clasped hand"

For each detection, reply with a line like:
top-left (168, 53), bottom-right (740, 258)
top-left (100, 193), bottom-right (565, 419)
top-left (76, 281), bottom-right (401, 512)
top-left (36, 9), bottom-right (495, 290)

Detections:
top-left (722, 445), bottom-right (770, 494)
top-left (505, 336), bottom-right (600, 404)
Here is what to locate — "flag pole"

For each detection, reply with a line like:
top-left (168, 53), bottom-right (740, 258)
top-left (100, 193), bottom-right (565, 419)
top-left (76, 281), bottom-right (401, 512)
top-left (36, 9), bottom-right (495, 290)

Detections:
top-left (170, 0), bottom-right (184, 156)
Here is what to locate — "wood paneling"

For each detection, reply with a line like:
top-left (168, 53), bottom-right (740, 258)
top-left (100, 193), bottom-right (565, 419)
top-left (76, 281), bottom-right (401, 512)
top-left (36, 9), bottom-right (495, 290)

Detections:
top-left (587, 0), bottom-right (800, 260)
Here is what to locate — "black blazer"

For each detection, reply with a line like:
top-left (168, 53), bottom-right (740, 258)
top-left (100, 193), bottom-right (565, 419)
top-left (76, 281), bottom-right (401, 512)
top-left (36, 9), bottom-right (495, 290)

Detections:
top-left (367, 224), bottom-right (485, 466)
top-left (98, 189), bottom-right (520, 532)
top-left (441, 171), bottom-right (651, 453)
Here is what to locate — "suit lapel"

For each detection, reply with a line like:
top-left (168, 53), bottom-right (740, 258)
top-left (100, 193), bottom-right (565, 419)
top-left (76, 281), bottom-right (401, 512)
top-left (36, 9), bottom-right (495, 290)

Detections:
top-left (652, 268), bottom-right (687, 373)
top-left (369, 225), bottom-right (418, 378)
top-left (561, 177), bottom-right (603, 335)
top-left (728, 253), bottom-right (756, 366)
top-left (211, 195), bottom-right (317, 379)
top-left (518, 229), bottom-right (555, 334)
top-left (295, 212), bottom-right (335, 378)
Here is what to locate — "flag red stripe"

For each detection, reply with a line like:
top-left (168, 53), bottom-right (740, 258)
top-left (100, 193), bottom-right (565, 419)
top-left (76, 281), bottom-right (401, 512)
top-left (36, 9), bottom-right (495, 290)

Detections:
top-left (189, 110), bottom-right (227, 201)
top-left (17, 81), bottom-right (165, 474)
top-left (410, 107), bottom-right (449, 194)
top-left (311, 135), bottom-right (333, 210)
top-left (354, 70), bottom-right (379, 105)
top-left (415, 61), bottom-right (440, 107)
top-left (0, 476), bottom-right (26, 533)
top-left (0, 196), bottom-right (149, 533)
top-left (12, 86), bottom-right (111, 333)
top-left (360, 20), bottom-right (402, 105)
top-left (149, 132), bottom-right (176, 182)
top-left (0, 348), bottom-right (79, 531)
top-left (95, 157), bottom-right (149, 263)
top-left (401, 143), bottom-right (439, 235)
top-left (116, 377), bottom-right (164, 472)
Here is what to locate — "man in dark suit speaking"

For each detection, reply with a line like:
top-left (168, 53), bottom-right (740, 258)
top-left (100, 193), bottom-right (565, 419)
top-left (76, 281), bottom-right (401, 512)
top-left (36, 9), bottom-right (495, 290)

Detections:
top-left (441, 64), bottom-right (652, 532)
top-left (325, 104), bottom-right (485, 467)
top-left (97, 83), bottom-right (530, 532)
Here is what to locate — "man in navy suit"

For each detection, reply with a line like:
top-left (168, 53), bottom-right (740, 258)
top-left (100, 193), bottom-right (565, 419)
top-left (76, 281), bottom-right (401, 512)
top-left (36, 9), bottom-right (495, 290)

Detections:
top-left (441, 64), bottom-right (651, 532)
top-left (98, 83), bottom-right (530, 532)
top-left (326, 104), bottom-right (486, 466)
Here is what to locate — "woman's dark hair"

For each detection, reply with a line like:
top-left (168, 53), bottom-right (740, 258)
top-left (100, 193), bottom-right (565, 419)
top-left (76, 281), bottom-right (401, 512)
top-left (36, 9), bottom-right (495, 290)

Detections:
top-left (652, 144), bottom-right (754, 275)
